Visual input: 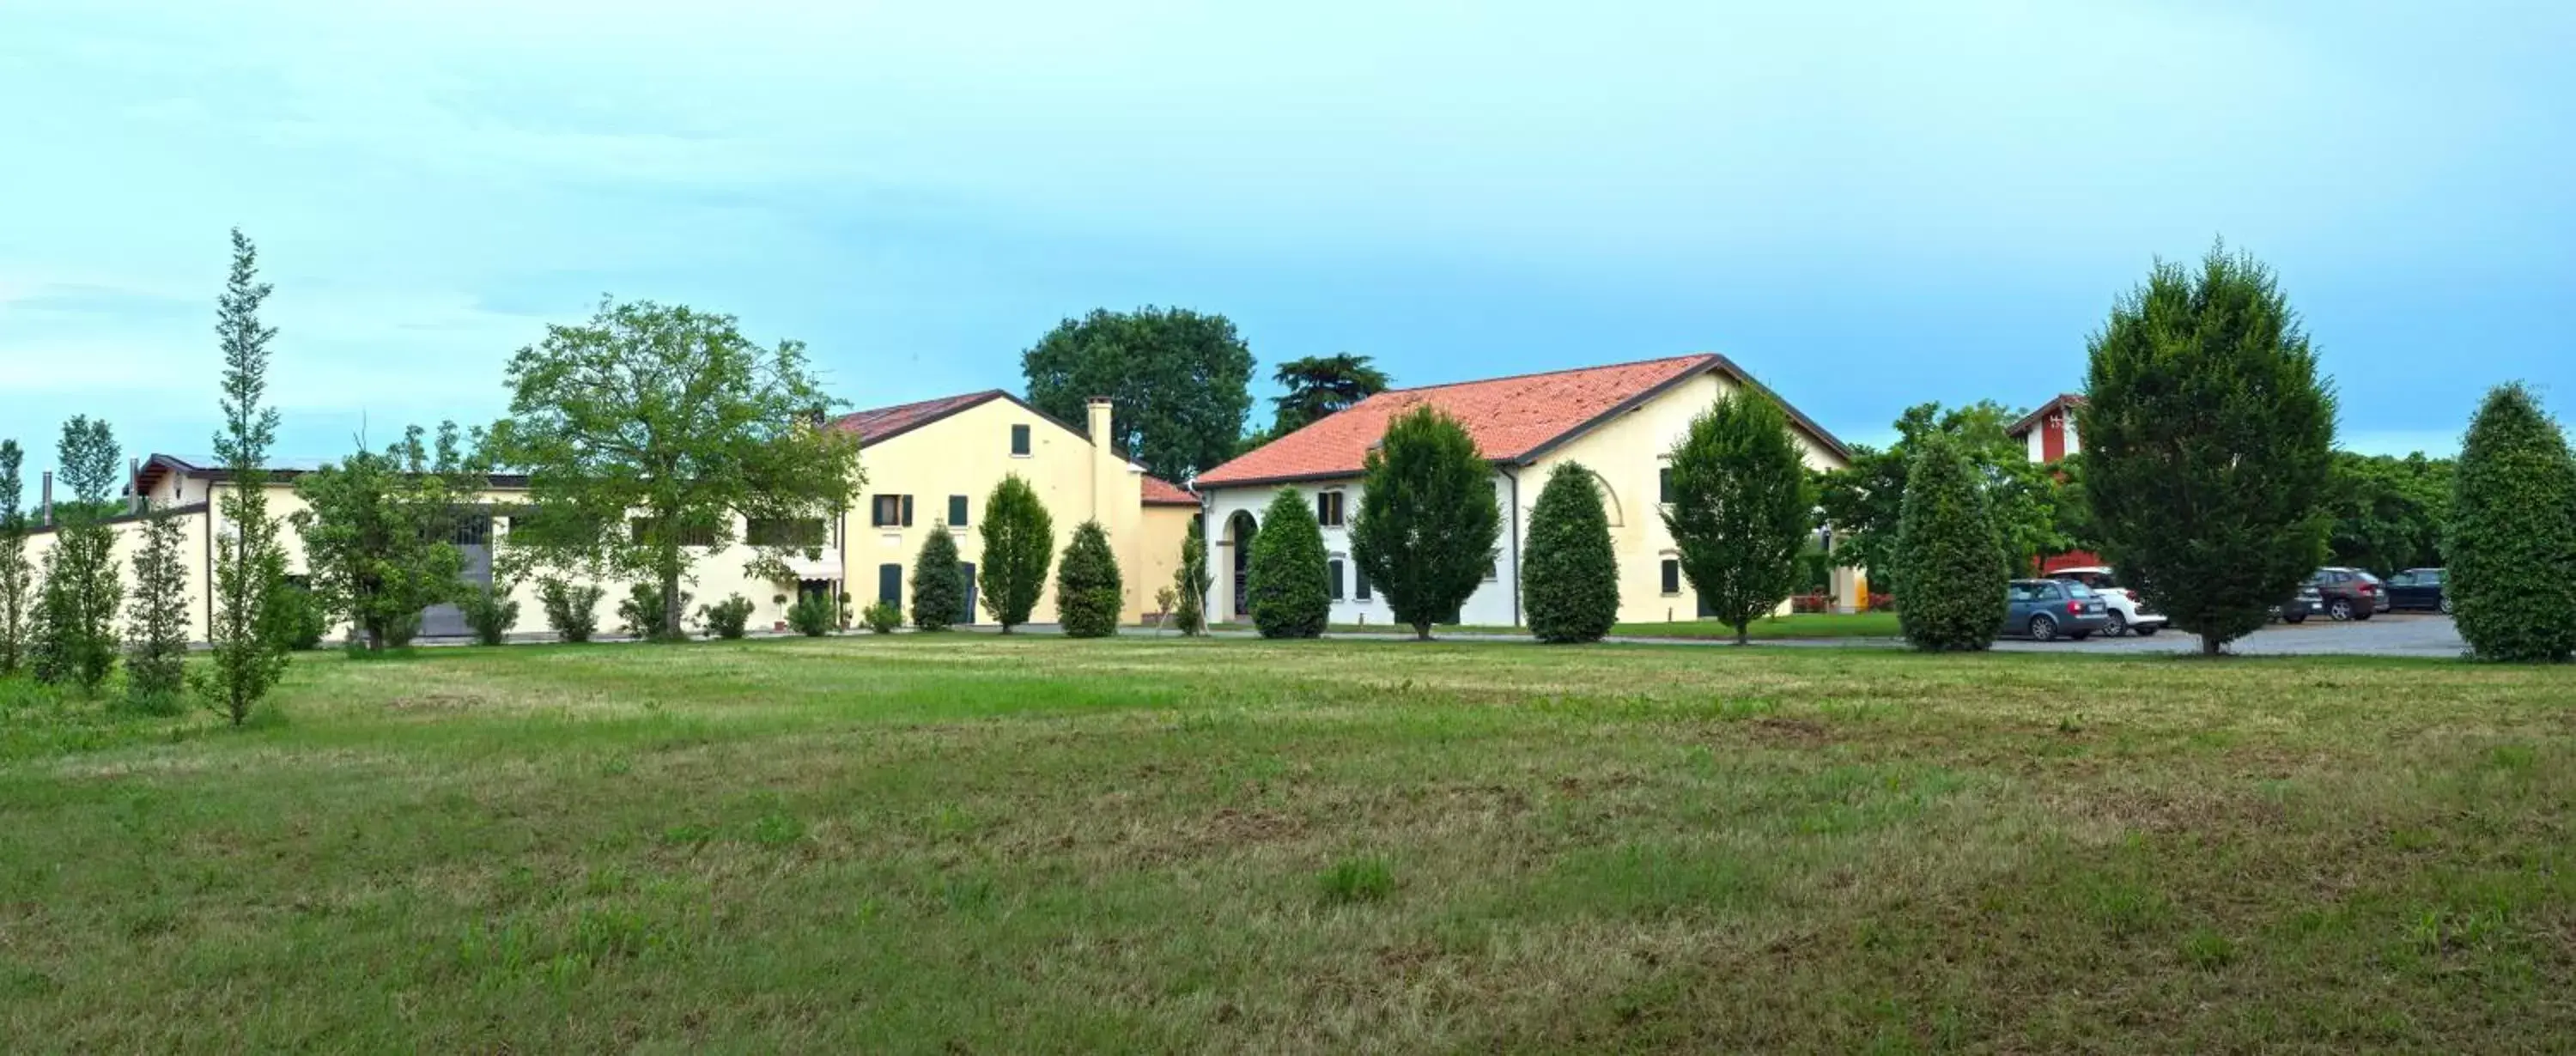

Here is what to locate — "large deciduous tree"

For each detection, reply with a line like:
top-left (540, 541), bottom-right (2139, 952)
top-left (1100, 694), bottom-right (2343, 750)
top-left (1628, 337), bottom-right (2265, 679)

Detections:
top-left (1663, 391), bottom-right (1816, 645)
top-left (30, 416), bottom-right (123, 694)
top-left (0, 440), bottom-right (30, 676)
top-left (1172, 514), bottom-right (1212, 636)
top-left (125, 500), bottom-right (191, 707)
top-left (1021, 306), bottom-right (1255, 482)
top-left (976, 475), bottom-right (1054, 632)
top-left (1894, 432), bottom-right (2009, 652)
top-left (1248, 488), bottom-right (1329, 639)
top-left (1268, 353), bottom-right (1390, 436)
top-left (489, 298), bottom-right (863, 641)
top-left (2324, 452), bottom-right (2454, 576)
top-left (1522, 461), bottom-right (1619, 644)
top-left (1054, 520), bottom-right (1123, 638)
top-left (2446, 384), bottom-right (2576, 663)
top-left (1350, 406), bottom-right (1499, 640)
top-left (291, 422), bottom-right (480, 652)
top-left (203, 228), bottom-right (291, 725)
top-left (1814, 400), bottom-right (2073, 578)
top-left (2081, 244), bottom-right (2336, 656)
top-left (909, 523), bottom-right (966, 631)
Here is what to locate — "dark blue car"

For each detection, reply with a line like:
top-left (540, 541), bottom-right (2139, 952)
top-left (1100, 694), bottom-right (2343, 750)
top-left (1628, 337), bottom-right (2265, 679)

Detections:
top-left (2003, 579), bottom-right (2111, 641)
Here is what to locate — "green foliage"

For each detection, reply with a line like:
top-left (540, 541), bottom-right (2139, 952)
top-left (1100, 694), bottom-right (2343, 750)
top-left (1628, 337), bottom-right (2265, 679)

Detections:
top-left (620, 582), bottom-right (693, 641)
top-left (1663, 392), bottom-right (1816, 644)
top-left (861, 601), bottom-right (902, 634)
top-left (787, 593), bottom-right (835, 637)
top-left (0, 440), bottom-right (28, 676)
top-left (200, 228), bottom-right (291, 726)
top-left (2326, 452), bottom-right (2455, 576)
top-left (30, 416), bottom-right (123, 695)
top-left (908, 525), bottom-right (965, 631)
top-left (1248, 488), bottom-right (1329, 639)
top-left (1350, 406), bottom-right (1499, 639)
top-left (1020, 306), bottom-right (1256, 482)
top-left (2446, 384), bottom-right (2576, 662)
top-left (263, 580), bottom-right (329, 652)
top-left (489, 297), bottom-right (863, 640)
top-left (538, 579), bottom-right (604, 643)
top-left (460, 584), bottom-right (519, 646)
top-left (698, 594), bottom-right (756, 640)
top-left (1317, 855), bottom-right (1396, 905)
top-left (2081, 244), bottom-right (2336, 655)
top-left (1172, 515), bottom-right (1212, 635)
top-left (123, 501), bottom-right (192, 706)
top-left (1814, 400), bottom-right (2074, 576)
top-left (1522, 461), bottom-right (1619, 643)
top-left (1894, 433), bottom-right (2009, 652)
top-left (1268, 353), bottom-right (1390, 435)
top-left (291, 422), bottom-right (478, 652)
top-left (1054, 520), bottom-right (1123, 639)
top-left (976, 475), bottom-right (1054, 632)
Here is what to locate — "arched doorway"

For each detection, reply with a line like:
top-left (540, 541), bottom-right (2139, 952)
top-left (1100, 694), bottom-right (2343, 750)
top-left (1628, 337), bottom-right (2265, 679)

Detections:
top-left (1226, 510), bottom-right (1258, 618)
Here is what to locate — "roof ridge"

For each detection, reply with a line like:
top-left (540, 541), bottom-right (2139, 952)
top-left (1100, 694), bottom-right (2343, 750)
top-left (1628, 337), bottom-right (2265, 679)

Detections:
top-left (1370, 352), bottom-right (1717, 398)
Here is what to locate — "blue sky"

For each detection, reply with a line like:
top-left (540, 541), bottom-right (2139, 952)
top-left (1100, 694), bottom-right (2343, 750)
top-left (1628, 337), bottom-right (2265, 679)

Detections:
top-left (3, 1), bottom-right (2568, 481)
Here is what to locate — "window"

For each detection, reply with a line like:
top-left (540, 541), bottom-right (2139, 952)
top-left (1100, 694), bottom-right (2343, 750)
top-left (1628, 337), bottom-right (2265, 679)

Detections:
top-left (947, 495), bottom-right (969, 527)
top-left (1485, 555), bottom-right (1499, 582)
top-left (871, 495), bottom-right (914, 528)
top-left (1011, 424), bottom-right (1031, 457)
top-left (1659, 466), bottom-right (1674, 504)
top-left (1327, 557), bottom-right (1346, 601)
top-left (745, 518), bottom-right (827, 547)
top-left (1355, 561), bottom-right (1371, 601)
top-left (878, 563), bottom-right (902, 604)
top-left (1316, 490), bottom-right (1346, 527)
top-left (1661, 558), bottom-right (1681, 596)
top-left (630, 518), bottom-right (718, 548)
top-left (452, 513), bottom-right (491, 546)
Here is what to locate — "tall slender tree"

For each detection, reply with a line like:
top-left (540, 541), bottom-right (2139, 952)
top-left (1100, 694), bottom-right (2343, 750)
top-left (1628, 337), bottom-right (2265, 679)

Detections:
top-left (909, 523), bottom-right (965, 630)
top-left (30, 417), bottom-right (123, 694)
top-left (1663, 391), bottom-right (1816, 645)
top-left (0, 440), bottom-right (30, 675)
top-left (1894, 432), bottom-right (2009, 652)
top-left (202, 228), bottom-right (292, 725)
top-left (125, 500), bottom-right (191, 707)
top-left (1172, 514), bottom-right (1212, 636)
top-left (2080, 243), bottom-right (2336, 656)
top-left (1248, 488), bottom-right (1330, 639)
top-left (1349, 406), bottom-right (1500, 640)
top-left (1522, 461), bottom-right (1619, 643)
top-left (976, 475), bottom-right (1054, 632)
top-left (2446, 384), bottom-right (2576, 662)
top-left (1054, 519), bottom-right (1123, 638)
top-left (292, 422), bottom-right (478, 652)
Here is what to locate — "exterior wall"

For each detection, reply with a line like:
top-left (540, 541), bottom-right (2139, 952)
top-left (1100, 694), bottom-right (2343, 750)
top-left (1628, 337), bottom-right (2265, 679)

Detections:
top-left (1131, 504), bottom-right (1197, 621)
top-left (1202, 369), bottom-right (1856, 628)
top-left (20, 503), bottom-right (216, 643)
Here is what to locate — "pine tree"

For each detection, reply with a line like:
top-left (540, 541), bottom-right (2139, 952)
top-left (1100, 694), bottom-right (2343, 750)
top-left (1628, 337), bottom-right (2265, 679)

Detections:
top-left (202, 228), bottom-right (292, 724)
top-left (977, 475), bottom-right (1054, 632)
top-left (30, 416), bottom-right (124, 694)
top-left (2081, 243), bottom-right (2336, 656)
top-left (1248, 488), bottom-right (1329, 638)
top-left (1894, 432), bottom-right (2010, 652)
top-left (1349, 406), bottom-right (1499, 640)
top-left (1522, 461), bottom-right (1619, 643)
top-left (1172, 515), bottom-right (1212, 635)
top-left (910, 523), bottom-right (965, 630)
top-left (1055, 520), bottom-right (1123, 638)
top-left (0, 440), bottom-right (30, 676)
top-left (125, 500), bottom-right (192, 707)
top-left (1662, 391), bottom-right (1816, 645)
top-left (2446, 383), bottom-right (2576, 662)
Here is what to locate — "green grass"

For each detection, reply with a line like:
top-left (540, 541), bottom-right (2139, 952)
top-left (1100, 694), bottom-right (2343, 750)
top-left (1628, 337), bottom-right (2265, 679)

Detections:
top-left (3, 636), bottom-right (2573, 1052)
top-left (1216, 610), bottom-right (1904, 640)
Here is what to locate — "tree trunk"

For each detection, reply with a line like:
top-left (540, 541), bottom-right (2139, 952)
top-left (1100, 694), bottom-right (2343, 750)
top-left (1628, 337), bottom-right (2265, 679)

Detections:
top-left (1735, 621), bottom-right (1751, 646)
top-left (2200, 633), bottom-right (2226, 657)
top-left (1414, 622), bottom-right (1431, 641)
top-left (661, 567), bottom-right (684, 641)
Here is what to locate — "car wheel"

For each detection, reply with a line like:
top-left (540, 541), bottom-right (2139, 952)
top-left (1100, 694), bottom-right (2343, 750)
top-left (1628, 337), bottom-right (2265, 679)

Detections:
top-left (2439, 596), bottom-right (2453, 616)
top-left (2286, 613), bottom-right (2307, 624)
top-left (2329, 598), bottom-right (2354, 622)
top-left (2028, 614), bottom-right (2058, 642)
top-left (2105, 611), bottom-right (2129, 637)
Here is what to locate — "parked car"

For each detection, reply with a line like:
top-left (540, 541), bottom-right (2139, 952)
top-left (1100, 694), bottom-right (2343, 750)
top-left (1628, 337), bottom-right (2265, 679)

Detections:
top-left (2045, 566), bottom-right (2166, 636)
top-left (2272, 583), bottom-right (2324, 623)
top-left (2003, 579), bottom-right (2111, 641)
top-left (2309, 567), bottom-right (2390, 622)
top-left (2385, 567), bottom-right (2451, 614)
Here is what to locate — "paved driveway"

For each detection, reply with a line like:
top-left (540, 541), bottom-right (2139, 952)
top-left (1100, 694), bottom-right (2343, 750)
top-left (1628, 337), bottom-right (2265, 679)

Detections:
top-left (1994, 613), bottom-right (2466, 658)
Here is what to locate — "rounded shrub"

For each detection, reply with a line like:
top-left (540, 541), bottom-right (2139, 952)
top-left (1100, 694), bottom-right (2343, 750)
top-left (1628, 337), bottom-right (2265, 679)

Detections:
top-left (461, 585), bottom-right (519, 646)
top-left (787, 593), bottom-right (835, 637)
top-left (538, 579), bottom-right (604, 643)
top-left (1055, 519), bottom-right (1124, 638)
top-left (1894, 432), bottom-right (2009, 652)
top-left (698, 594), bottom-right (755, 640)
top-left (1522, 461), bottom-right (1619, 643)
top-left (910, 524), bottom-right (966, 631)
top-left (1248, 488), bottom-right (1329, 638)
top-left (2447, 383), bottom-right (2576, 662)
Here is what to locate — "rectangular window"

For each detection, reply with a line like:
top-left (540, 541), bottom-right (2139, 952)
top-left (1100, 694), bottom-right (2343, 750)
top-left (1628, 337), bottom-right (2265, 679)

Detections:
top-left (1316, 491), bottom-right (1346, 527)
top-left (452, 513), bottom-right (491, 546)
top-left (1485, 555), bottom-right (1499, 582)
top-left (1011, 424), bottom-right (1031, 456)
top-left (1327, 558), bottom-right (1346, 601)
top-left (629, 518), bottom-right (719, 548)
top-left (745, 518), bottom-right (828, 547)
top-left (1355, 562), bottom-right (1371, 601)
top-left (1659, 467), bottom-right (1674, 504)
top-left (948, 495), bottom-right (969, 526)
top-left (878, 563), bottom-right (902, 604)
top-left (871, 495), bottom-right (908, 527)
top-left (1661, 558), bottom-right (1681, 595)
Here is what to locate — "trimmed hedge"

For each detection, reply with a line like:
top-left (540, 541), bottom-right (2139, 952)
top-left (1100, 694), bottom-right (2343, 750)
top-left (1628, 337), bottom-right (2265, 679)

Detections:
top-left (910, 524), bottom-right (966, 631)
top-left (1248, 488), bottom-right (1329, 638)
top-left (2448, 383), bottom-right (2576, 662)
top-left (1055, 519), bottom-right (1124, 638)
top-left (1522, 461), bottom-right (1619, 643)
top-left (1895, 432), bottom-right (2008, 652)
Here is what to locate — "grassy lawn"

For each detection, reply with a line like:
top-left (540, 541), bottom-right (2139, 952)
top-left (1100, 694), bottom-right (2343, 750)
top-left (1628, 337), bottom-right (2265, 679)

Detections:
top-left (3, 636), bottom-right (2572, 1052)
top-left (1213, 610), bottom-right (1904, 640)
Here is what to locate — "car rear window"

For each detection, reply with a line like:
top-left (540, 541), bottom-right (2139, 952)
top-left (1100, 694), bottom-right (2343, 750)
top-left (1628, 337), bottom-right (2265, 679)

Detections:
top-left (2065, 583), bottom-right (2098, 598)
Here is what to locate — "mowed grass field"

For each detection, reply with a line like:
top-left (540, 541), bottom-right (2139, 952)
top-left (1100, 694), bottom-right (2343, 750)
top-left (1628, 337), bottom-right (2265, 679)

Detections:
top-left (3, 636), bottom-right (2573, 1053)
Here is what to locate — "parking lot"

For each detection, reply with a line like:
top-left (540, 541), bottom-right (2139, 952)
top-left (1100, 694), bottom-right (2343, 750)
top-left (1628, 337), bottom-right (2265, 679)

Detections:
top-left (1995, 612), bottom-right (2466, 658)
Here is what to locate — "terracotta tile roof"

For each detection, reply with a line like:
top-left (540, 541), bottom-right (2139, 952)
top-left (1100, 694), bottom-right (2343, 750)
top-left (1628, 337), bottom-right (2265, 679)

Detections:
top-left (2006, 393), bottom-right (2087, 438)
top-left (1141, 475), bottom-right (1199, 507)
top-left (1195, 353), bottom-right (1846, 489)
top-left (828, 391), bottom-right (1009, 445)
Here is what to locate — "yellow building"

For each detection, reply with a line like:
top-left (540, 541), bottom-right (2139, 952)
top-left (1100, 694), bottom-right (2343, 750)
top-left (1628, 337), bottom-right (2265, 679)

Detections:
top-left (1192, 353), bottom-right (1856, 627)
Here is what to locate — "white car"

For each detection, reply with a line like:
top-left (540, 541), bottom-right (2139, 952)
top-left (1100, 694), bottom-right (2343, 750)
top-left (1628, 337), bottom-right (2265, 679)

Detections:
top-left (2047, 567), bottom-right (2167, 637)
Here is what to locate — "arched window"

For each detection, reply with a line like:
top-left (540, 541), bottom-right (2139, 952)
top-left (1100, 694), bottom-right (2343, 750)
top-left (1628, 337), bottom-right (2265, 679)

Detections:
top-left (1588, 469), bottom-right (1625, 527)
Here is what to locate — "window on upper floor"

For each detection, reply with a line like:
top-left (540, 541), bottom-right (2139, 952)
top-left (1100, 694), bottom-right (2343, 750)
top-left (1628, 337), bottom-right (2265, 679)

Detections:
top-left (871, 495), bottom-right (913, 528)
top-left (745, 518), bottom-right (828, 548)
top-left (948, 495), bottom-right (969, 526)
top-left (1660, 557), bottom-right (1681, 596)
top-left (629, 517), bottom-right (719, 548)
top-left (1658, 465), bottom-right (1674, 504)
top-left (1011, 424), bottom-right (1032, 457)
top-left (1316, 490), bottom-right (1346, 527)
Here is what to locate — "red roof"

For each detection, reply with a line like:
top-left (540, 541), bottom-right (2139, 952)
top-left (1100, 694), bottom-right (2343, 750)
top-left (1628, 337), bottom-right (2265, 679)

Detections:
top-left (829, 391), bottom-right (1010, 446)
top-left (1141, 476), bottom-right (1198, 507)
top-left (2006, 394), bottom-right (2087, 438)
top-left (1195, 353), bottom-right (1846, 489)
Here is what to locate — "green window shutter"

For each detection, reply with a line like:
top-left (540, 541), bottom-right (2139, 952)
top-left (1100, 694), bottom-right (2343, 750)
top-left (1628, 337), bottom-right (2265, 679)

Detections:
top-left (901, 495), bottom-right (914, 527)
